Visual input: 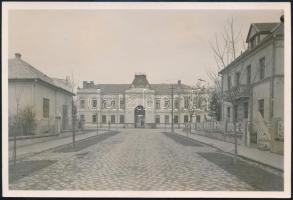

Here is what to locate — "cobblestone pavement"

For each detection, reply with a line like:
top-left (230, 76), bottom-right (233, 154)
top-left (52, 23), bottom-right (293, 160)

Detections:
top-left (9, 129), bottom-right (282, 191)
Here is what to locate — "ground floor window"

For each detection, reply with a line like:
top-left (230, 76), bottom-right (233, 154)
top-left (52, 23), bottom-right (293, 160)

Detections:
top-left (244, 102), bottom-right (249, 119)
top-left (111, 115), bottom-right (115, 123)
top-left (80, 114), bottom-right (85, 122)
top-left (234, 105), bottom-right (238, 122)
top-left (258, 99), bottom-right (264, 118)
top-left (227, 107), bottom-right (231, 119)
top-left (196, 115), bottom-right (201, 123)
top-left (120, 115), bottom-right (124, 123)
top-left (43, 98), bottom-right (49, 118)
top-left (92, 115), bottom-right (97, 123)
top-left (164, 115), bottom-right (169, 124)
top-left (102, 115), bottom-right (107, 123)
top-left (155, 115), bottom-right (160, 124)
top-left (174, 115), bottom-right (179, 124)
top-left (184, 115), bottom-right (188, 123)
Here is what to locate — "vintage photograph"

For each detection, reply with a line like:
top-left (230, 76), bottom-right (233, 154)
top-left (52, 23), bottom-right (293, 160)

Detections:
top-left (2, 2), bottom-right (291, 198)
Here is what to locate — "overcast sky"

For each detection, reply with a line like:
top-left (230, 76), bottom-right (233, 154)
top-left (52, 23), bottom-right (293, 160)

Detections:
top-left (8, 9), bottom-right (283, 87)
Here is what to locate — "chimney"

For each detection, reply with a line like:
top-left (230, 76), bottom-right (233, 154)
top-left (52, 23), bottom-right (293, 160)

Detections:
top-left (15, 53), bottom-right (21, 59)
top-left (178, 80), bottom-right (181, 85)
top-left (83, 81), bottom-right (88, 88)
top-left (280, 15), bottom-right (284, 23)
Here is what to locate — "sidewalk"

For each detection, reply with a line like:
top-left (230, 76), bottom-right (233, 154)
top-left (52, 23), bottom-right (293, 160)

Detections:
top-left (175, 129), bottom-right (284, 171)
top-left (9, 130), bottom-right (108, 161)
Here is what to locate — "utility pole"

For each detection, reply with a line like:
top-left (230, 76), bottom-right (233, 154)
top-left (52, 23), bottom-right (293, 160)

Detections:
top-left (171, 84), bottom-right (174, 133)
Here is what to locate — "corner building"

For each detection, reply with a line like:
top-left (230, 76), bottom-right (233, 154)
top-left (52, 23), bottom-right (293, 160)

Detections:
top-left (77, 74), bottom-right (195, 129)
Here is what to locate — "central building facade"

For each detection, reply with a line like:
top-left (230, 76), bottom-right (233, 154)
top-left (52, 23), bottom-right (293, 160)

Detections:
top-left (77, 74), bottom-right (200, 129)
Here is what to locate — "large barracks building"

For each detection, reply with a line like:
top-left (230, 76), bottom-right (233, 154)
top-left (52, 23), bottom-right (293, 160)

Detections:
top-left (77, 74), bottom-right (208, 129)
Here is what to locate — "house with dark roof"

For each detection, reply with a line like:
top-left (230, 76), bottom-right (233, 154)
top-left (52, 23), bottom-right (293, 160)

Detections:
top-left (218, 18), bottom-right (284, 154)
top-left (77, 74), bottom-right (211, 129)
top-left (9, 53), bottom-right (75, 136)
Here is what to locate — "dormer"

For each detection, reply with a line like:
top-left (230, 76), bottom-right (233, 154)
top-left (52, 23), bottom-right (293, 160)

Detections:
top-left (246, 23), bottom-right (279, 50)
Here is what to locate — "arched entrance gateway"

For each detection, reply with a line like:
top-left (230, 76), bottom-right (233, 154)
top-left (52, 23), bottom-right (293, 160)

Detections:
top-left (134, 105), bottom-right (145, 128)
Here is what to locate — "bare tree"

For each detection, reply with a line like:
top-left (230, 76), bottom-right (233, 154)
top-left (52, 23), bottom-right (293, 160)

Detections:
top-left (69, 72), bottom-right (77, 147)
top-left (13, 84), bottom-right (23, 167)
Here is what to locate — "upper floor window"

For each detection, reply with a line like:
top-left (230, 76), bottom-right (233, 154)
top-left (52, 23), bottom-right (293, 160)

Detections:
top-left (246, 65), bottom-right (251, 84)
top-left (80, 99), bottom-right (85, 109)
top-left (111, 99), bottom-right (116, 108)
top-left (164, 98), bottom-right (170, 109)
top-left (259, 57), bottom-right (265, 80)
top-left (174, 98), bottom-right (179, 109)
top-left (120, 99), bottom-right (125, 109)
top-left (234, 105), bottom-right (238, 122)
top-left (80, 114), bottom-right (85, 122)
top-left (227, 107), bottom-right (231, 119)
top-left (235, 72), bottom-right (240, 87)
top-left (155, 99), bottom-right (160, 109)
top-left (258, 99), bottom-right (265, 118)
top-left (228, 76), bottom-right (232, 90)
top-left (184, 97), bottom-right (189, 109)
top-left (92, 99), bottom-right (97, 108)
top-left (102, 99), bottom-right (107, 109)
top-left (43, 98), bottom-right (49, 118)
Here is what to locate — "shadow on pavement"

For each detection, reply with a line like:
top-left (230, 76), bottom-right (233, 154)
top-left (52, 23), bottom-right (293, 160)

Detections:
top-left (162, 132), bottom-right (203, 147)
top-left (198, 152), bottom-right (284, 191)
top-left (53, 130), bottom-right (120, 153)
top-left (9, 160), bottom-right (57, 183)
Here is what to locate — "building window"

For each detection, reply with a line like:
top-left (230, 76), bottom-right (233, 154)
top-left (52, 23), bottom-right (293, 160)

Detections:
top-left (259, 57), bottom-right (265, 80)
top-left (92, 99), bottom-right (97, 108)
top-left (164, 98), bottom-right (170, 109)
top-left (164, 115), bottom-right (169, 124)
top-left (258, 99), bottom-right (265, 118)
top-left (174, 98), bottom-right (179, 109)
top-left (184, 97), bottom-right (189, 109)
top-left (184, 115), bottom-right (188, 123)
top-left (80, 99), bottom-right (85, 109)
top-left (234, 105), bottom-right (238, 122)
top-left (155, 99), bottom-right (160, 109)
top-left (174, 115), bottom-right (179, 124)
top-left (228, 76), bottom-right (232, 89)
top-left (102, 115), bottom-right (107, 123)
top-left (111, 100), bottom-right (116, 108)
top-left (92, 115), bottom-right (97, 123)
top-left (247, 65), bottom-right (251, 84)
top-left (227, 107), bottom-right (231, 119)
top-left (43, 98), bottom-right (49, 118)
top-left (111, 115), bottom-right (115, 123)
top-left (235, 72), bottom-right (240, 87)
top-left (102, 99), bottom-right (107, 109)
top-left (120, 115), bottom-right (125, 123)
top-left (244, 102), bottom-right (249, 119)
top-left (80, 114), bottom-right (85, 122)
top-left (155, 115), bottom-right (160, 124)
top-left (196, 115), bottom-right (201, 123)
top-left (120, 99), bottom-right (125, 109)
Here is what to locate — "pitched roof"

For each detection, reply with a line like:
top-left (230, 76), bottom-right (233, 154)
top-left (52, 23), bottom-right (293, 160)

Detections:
top-left (246, 22), bottom-right (279, 42)
top-left (86, 83), bottom-right (191, 95)
top-left (9, 56), bottom-right (73, 95)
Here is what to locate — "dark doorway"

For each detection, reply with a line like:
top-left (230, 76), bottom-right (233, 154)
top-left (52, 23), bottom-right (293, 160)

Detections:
top-left (134, 105), bottom-right (145, 128)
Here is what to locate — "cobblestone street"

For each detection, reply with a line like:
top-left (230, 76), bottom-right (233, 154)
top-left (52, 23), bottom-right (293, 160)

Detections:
top-left (9, 129), bottom-right (283, 191)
